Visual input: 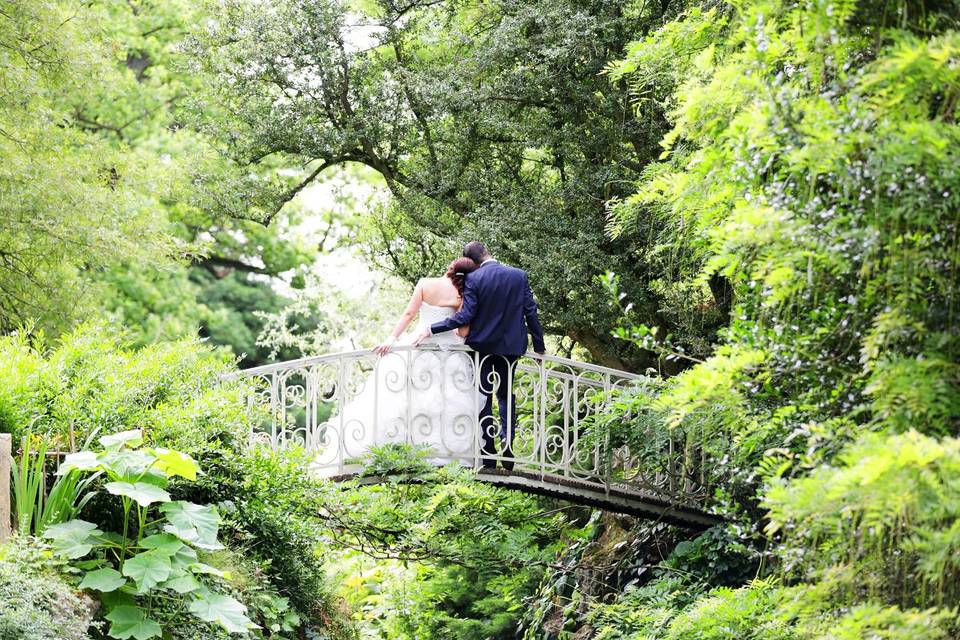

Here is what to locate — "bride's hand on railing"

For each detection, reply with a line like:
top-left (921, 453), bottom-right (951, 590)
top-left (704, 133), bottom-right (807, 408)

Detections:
top-left (373, 336), bottom-right (396, 356)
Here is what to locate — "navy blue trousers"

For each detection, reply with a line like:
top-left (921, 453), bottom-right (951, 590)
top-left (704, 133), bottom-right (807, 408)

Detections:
top-left (477, 353), bottom-right (518, 468)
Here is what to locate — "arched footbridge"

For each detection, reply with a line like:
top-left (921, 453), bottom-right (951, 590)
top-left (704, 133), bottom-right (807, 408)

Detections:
top-left (225, 346), bottom-right (720, 530)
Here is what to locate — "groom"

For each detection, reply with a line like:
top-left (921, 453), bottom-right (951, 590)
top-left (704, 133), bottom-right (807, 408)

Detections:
top-left (416, 241), bottom-right (546, 470)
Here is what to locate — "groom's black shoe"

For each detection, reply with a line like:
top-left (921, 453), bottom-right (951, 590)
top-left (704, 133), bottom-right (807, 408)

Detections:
top-left (501, 461), bottom-right (514, 472)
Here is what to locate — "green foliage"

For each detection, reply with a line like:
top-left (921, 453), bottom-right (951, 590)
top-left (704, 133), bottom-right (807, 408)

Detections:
top-left (590, 577), bottom-right (956, 640)
top-left (0, 541), bottom-right (95, 640)
top-left (661, 580), bottom-right (797, 640)
top-left (0, 324), bottom-right (250, 450)
top-left (562, 0), bottom-right (960, 636)
top-left (186, 0), bottom-right (716, 369)
top-left (765, 430), bottom-right (960, 606)
top-left (11, 432), bottom-right (99, 537)
top-left (45, 429), bottom-right (255, 639)
top-left (320, 466), bottom-right (574, 639)
top-left (355, 444), bottom-right (436, 477)
top-left (0, 0), bottom-right (329, 367)
top-left (0, 324), bottom-right (354, 638)
top-left (185, 445), bottom-right (342, 623)
top-left (0, 1), bottom-right (182, 335)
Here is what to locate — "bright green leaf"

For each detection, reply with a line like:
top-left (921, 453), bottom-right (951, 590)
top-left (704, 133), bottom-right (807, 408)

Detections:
top-left (122, 550), bottom-right (172, 593)
top-left (189, 592), bottom-right (255, 633)
top-left (100, 429), bottom-right (144, 451)
top-left (105, 481), bottom-right (170, 507)
top-left (160, 572), bottom-right (202, 594)
top-left (44, 519), bottom-right (103, 559)
top-left (79, 568), bottom-right (127, 592)
top-left (105, 605), bottom-right (162, 640)
top-left (161, 501), bottom-right (223, 550)
top-left (57, 451), bottom-right (100, 475)
top-left (152, 448), bottom-right (199, 481)
top-left (190, 562), bottom-right (230, 579)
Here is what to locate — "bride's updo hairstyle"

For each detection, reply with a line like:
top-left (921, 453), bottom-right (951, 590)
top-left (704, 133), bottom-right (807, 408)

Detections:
top-left (446, 257), bottom-right (479, 297)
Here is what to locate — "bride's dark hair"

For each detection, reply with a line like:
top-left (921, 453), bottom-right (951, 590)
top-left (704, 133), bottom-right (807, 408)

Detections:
top-left (446, 257), bottom-right (479, 297)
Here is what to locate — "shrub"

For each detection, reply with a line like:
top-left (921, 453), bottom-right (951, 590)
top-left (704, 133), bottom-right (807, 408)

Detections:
top-left (0, 324), bottom-right (354, 637)
top-left (0, 324), bottom-right (250, 450)
top-left (0, 540), bottom-right (95, 640)
top-left (46, 429), bottom-right (255, 639)
top-left (184, 445), bottom-right (343, 625)
top-left (764, 431), bottom-right (960, 606)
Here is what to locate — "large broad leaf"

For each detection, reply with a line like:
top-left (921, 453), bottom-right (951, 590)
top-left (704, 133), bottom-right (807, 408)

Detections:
top-left (79, 568), bottom-right (127, 592)
top-left (139, 533), bottom-right (186, 554)
top-left (105, 481), bottom-right (170, 507)
top-left (57, 451), bottom-right (101, 475)
top-left (105, 605), bottom-right (162, 640)
top-left (160, 570), bottom-right (202, 594)
top-left (100, 429), bottom-right (144, 451)
top-left (137, 469), bottom-right (169, 488)
top-left (189, 592), bottom-right (255, 633)
top-left (140, 533), bottom-right (196, 568)
top-left (122, 550), bottom-right (172, 593)
top-left (100, 451), bottom-right (158, 482)
top-left (152, 448), bottom-right (199, 481)
top-left (44, 519), bottom-right (103, 559)
top-left (160, 501), bottom-right (224, 550)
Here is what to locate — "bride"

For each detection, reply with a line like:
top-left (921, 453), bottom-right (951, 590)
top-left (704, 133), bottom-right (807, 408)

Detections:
top-left (322, 257), bottom-right (482, 469)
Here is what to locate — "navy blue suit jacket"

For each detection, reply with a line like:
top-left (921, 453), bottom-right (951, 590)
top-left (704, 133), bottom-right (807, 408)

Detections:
top-left (430, 261), bottom-right (546, 356)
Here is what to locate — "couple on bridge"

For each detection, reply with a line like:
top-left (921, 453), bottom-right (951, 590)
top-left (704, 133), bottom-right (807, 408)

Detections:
top-left (346, 241), bottom-right (546, 471)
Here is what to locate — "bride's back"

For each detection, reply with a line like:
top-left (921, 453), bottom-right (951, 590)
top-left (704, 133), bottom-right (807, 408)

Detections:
top-left (419, 276), bottom-right (461, 309)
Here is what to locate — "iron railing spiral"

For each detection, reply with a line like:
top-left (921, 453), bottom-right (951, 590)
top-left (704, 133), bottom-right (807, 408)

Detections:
top-left (225, 345), bottom-right (711, 505)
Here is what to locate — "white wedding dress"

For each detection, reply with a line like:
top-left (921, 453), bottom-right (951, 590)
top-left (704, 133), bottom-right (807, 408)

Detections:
top-left (323, 303), bottom-right (480, 471)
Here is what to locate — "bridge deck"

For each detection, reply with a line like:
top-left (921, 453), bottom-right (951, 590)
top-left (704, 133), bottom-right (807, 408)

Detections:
top-left (333, 467), bottom-right (721, 530)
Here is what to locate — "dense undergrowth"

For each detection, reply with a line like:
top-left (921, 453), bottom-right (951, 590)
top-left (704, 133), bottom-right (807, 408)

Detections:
top-left (520, 0), bottom-right (960, 636)
top-left (2, 0), bottom-right (959, 637)
top-left (0, 326), bottom-right (355, 639)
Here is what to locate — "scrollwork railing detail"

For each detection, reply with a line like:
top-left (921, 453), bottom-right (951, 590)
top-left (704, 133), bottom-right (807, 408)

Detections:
top-left (225, 346), bottom-right (710, 505)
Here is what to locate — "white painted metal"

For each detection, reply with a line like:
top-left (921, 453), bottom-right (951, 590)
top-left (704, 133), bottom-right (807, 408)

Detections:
top-left (226, 346), bottom-right (711, 506)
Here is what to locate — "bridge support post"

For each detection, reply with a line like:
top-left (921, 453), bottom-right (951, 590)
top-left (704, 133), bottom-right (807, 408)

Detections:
top-left (0, 433), bottom-right (11, 541)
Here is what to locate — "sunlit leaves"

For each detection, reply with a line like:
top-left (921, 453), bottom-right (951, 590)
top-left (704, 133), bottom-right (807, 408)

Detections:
top-left (41, 423), bottom-right (246, 636)
top-left (152, 448), bottom-right (199, 481)
top-left (160, 501), bottom-right (224, 551)
top-left (101, 430), bottom-right (145, 451)
top-left (765, 431), bottom-right (960, 600)
top-left (105, 482), bottom-right (171, 507)
top-left (79, 568), bottom-right (127, 593)
top-left (44, 519), bottom-right (104, 559)
top-left (122, 551), bottom-right (173, 593)
top-left (104, 605), bottom-right (163, 640)
top-left (188, 591), bottom-right (256, 633)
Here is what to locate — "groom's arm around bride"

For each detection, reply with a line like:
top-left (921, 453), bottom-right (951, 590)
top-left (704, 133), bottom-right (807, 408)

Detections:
top-left (416, 241), bottom-right (543, 470)
top-left (417, 243), bottom-right (545, 356)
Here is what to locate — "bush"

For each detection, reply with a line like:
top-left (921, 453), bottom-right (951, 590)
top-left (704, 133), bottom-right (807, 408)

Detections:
top-left (765, 430), bottom-right (960, 607)
top-left (183, 445), bottom-right (351, 632)
top-left (0, 541), bottom-right (95, 640)
top-left (0, 324), bottom-right (250, 450)
top-left (0, 324), bottom-right (354, 638)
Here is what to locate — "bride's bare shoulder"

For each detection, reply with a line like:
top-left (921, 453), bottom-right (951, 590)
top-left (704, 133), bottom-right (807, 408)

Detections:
top-left (420, 277), bottom-right (459, 306)
top-left (415, 277), bottom-right (445, 291)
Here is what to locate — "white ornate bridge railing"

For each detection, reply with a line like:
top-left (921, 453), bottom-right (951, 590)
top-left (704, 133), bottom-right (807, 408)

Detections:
top-left (223, 346), bottom-right (711, 506)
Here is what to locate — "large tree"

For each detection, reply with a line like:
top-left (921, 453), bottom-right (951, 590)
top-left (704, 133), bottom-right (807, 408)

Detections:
top-left (66, 0), bottom-right (327, 363)
top-left (0, 0), bottom-right (335, 365)
top-left (0, 1), bottom-right (175, 333)
top-left (189, 0), bottom-right (725, 369)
